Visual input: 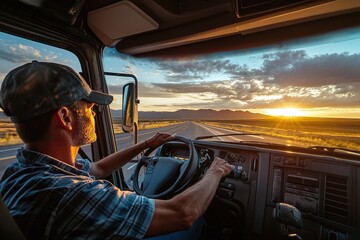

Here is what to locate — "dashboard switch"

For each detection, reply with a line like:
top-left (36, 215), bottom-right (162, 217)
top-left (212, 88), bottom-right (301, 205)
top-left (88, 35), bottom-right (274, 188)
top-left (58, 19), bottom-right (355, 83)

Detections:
top-left (220, 182), bottom-right (235, 190)
top-left (217, 188), bottom-right (234, 199)
top-left (231, 165), bottom-right (243, 179)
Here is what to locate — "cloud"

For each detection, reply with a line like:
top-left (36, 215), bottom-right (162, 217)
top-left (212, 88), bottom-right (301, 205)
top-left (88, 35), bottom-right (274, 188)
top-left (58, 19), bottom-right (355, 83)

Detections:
top-left (261, 50), bottom-right (308, 77)
top-left (152, 50), bottom-right (360, 85)
top-left (139, 83), bottom-right (176, 98)
top-left (152, 79), bottom-right (267, 102)
top-left (273, 53), bottom-right (360, 86)
top-left (107, 82), bottom-right (176, 99)
top-left (0, 43), bottom-right (42, 63)
top-left (107, 84), bottom-right (124, 95)
top-left (155, 59), bottom-right (240, 81)
top-left (148, 50), bottom-right (360, 110)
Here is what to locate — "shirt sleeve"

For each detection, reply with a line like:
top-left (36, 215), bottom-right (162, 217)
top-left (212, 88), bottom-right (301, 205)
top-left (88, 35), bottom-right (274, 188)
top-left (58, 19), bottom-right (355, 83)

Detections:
top-left (49, 179), bottom-right (155, 240)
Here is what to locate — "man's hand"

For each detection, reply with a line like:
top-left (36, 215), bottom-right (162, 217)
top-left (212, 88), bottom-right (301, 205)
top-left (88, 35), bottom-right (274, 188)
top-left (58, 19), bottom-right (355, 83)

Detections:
top-left (145, 132), bottom-right (175, 149)
top-left (148, 156), bottom-right (233, 236)
top-left (206, 157), bottom-right (232, 178)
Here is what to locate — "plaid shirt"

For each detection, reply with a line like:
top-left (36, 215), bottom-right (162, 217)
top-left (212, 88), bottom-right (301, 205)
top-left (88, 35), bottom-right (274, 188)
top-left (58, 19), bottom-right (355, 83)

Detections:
top-left (0, 148), bottom-right (154, 240)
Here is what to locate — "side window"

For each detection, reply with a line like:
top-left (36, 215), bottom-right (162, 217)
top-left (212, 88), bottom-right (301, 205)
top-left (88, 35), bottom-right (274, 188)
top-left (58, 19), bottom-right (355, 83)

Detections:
top-left (0, 32), bottom-right (82, 178)
top-left (102, 48), bottom-right (138, 184)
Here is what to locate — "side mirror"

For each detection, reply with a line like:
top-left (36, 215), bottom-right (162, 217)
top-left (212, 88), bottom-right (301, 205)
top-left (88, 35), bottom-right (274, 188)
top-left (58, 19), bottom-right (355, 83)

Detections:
top-left (105, 71), bottom-right (139, 144)
top-left (122, 83), bottom-right (135, 132)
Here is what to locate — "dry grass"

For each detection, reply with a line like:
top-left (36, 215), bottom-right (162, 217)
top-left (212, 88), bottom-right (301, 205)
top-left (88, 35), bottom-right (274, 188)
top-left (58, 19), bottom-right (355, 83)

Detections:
top-left (2, 116), bottom-right (358, 152)
top-left (0, 120), bottom-right (183, 146)
top-left (140, 121), bottom-right (183, 130)
top-left (200, 117), bottom-right (360, 151)
top-left (112, 120), bottom-right (183, 134)
top-left (0, 120), bottom-right (22, 145)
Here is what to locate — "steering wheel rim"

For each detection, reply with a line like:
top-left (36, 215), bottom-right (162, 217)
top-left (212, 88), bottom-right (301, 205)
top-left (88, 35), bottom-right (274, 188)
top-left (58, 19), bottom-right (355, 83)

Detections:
top-left (133, 136), bottom-right (199, 199)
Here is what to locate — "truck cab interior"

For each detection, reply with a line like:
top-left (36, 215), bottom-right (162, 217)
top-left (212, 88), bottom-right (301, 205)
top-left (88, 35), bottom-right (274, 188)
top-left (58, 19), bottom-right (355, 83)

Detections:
top-left (1, 0), bottom-right (360, 239)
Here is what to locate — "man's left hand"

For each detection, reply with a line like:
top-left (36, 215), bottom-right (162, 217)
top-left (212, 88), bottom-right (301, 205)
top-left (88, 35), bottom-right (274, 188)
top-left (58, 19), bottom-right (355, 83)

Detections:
top-left (145, 132), bottom-right (175, 149)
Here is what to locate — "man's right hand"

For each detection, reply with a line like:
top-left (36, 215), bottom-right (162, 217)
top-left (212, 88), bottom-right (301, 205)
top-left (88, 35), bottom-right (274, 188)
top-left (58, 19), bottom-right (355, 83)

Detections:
top-left (205, 157), bottom-right (232, 178)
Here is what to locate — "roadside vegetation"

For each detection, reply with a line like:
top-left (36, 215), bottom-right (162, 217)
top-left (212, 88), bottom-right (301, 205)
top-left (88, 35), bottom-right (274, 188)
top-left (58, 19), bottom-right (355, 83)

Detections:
top-left (0, 120), bottom-right (19, 145)
top-left (112, 120), bottom-right (184, 134)
top-left (200, 117), bottom-right (360, 152)
top-left (1, 116), bottom-right (359, 152)
top-left (0, 119), bottom-right (183, 146)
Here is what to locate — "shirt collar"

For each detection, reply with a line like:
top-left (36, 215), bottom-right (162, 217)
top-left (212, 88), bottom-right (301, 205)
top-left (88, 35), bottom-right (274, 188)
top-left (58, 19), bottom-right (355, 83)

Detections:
top-left (17, 147), bottom-right (92, 177)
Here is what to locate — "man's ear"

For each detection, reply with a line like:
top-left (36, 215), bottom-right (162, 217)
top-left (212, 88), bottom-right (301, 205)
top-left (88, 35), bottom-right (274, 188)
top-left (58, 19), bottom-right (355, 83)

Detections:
top-left (55, 107), bottom-right (74, 131)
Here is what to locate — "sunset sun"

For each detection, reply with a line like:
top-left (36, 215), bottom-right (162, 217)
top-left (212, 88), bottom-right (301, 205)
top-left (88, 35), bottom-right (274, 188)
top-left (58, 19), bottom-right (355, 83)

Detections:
top-left (266, 108), bottom-right (304, 117)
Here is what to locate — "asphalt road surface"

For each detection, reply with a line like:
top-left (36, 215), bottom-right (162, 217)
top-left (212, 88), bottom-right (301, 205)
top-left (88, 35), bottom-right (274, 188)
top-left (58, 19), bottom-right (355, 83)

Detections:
top-left (0, 121), bottom-right (286, 179)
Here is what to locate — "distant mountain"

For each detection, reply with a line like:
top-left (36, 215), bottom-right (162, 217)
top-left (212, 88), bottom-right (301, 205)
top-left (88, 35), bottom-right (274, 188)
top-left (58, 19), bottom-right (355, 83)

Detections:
top-left (111, 109), bottom-right (269, 120)
top-left (0, 109), bottom-right (268, 121)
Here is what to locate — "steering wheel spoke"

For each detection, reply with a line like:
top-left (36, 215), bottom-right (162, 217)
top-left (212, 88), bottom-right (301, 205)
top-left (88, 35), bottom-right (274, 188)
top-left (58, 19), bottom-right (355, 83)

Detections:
top-left (133, 136), bottom-right (199, 199)
top-left (141, 156), bottom-right (157, 168)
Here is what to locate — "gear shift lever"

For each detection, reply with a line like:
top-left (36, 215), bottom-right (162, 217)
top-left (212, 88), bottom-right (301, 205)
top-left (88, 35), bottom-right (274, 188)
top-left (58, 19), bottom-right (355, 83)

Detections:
top-left (273, 203), bottom-right (303, 240)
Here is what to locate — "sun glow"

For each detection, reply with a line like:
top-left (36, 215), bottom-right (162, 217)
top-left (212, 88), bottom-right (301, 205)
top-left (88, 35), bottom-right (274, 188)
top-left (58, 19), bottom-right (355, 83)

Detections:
top-left (266, 108), bottom-right (304, 117)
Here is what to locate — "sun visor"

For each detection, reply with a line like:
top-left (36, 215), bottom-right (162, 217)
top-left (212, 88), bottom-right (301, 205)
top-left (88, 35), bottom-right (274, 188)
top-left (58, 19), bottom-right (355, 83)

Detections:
top-left (87, 1), bottom-right (159, 47)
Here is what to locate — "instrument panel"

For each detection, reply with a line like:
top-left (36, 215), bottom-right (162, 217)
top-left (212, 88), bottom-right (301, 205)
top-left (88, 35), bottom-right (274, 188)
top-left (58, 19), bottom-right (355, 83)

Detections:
top-left (156, 140), bottom-right (360, 240)
top-left (158, 142), bottom-right (259, 181)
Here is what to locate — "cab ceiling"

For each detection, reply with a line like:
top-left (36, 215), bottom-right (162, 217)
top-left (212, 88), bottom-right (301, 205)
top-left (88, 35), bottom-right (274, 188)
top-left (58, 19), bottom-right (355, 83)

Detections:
top-left (1, 0), bottom-right (360, 57)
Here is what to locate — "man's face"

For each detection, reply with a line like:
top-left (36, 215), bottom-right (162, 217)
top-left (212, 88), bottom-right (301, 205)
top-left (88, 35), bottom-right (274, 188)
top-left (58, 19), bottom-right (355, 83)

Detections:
top-left (71, 100), bottom-right (97, 146)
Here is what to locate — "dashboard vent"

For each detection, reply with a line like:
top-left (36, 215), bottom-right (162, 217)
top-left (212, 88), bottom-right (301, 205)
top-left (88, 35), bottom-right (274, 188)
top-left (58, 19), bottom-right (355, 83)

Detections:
top-left (324, 175), bottom-right (349, 224)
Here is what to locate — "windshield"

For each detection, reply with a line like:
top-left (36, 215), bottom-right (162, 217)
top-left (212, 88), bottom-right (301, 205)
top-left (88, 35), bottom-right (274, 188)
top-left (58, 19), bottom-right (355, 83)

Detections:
top-left (103, 26), bottom-right (360, 152)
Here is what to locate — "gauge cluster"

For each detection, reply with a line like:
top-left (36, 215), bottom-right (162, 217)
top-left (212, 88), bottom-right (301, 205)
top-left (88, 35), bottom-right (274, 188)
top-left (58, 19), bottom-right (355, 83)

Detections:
top-left (157, 142), bottom-right (190, 161)
top-left (158, 142), bottom-right (258, 183)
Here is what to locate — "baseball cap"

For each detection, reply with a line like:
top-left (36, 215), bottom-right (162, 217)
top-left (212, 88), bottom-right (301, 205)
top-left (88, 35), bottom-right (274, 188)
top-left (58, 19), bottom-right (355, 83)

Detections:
top-left (0, 61), bottom-right (113, 122)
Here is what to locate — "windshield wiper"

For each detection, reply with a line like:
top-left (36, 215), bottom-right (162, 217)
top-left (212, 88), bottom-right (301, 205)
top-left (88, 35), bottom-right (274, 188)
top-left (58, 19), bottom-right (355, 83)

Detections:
top-left (195, 133), bottom-right (260, 140)
top-left (307, 146), bottom-right (360, 156)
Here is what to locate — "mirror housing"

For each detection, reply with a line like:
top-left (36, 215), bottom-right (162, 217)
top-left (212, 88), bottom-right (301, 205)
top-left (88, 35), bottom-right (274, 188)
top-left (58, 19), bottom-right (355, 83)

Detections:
top-left (105, 71), bottom-right (139, 144)
top-left (122, 82), bottom-right (137, 133)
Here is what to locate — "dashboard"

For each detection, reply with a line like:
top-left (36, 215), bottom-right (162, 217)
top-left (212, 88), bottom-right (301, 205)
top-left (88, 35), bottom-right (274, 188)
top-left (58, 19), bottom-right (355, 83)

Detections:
top-left (156, 140), bottom-right (360, 240)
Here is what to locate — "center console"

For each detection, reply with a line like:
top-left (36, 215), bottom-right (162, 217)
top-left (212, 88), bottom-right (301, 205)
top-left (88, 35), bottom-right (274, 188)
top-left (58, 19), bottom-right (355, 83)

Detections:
top-left (265, 153), bottom-right (358, 240)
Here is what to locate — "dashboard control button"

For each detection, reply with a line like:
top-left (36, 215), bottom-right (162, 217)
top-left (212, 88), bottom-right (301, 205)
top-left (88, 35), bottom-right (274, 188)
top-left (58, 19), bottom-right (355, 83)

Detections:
top-left (217, 188), bottom-right (234, 199)
top-left (220, 182), bottom-right (235, 190)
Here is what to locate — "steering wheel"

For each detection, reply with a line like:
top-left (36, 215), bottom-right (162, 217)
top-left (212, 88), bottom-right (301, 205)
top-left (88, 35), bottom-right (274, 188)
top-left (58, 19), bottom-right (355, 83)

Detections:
top-left (133, 136), bottom-right (199, 199)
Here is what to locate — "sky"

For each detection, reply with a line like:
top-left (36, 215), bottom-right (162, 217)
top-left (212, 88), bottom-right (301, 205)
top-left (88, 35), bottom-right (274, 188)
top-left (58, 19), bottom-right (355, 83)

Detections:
top-left (103, 27), bottom-right (360, 118)
top-left (1, 27), bottom-right (360, 118)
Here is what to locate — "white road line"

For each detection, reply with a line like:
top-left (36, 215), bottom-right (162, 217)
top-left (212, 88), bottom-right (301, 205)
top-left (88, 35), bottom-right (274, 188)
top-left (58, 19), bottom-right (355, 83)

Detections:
top-left (197, 123), bottom-right (226, 141)
top-left (196, 122), bottom-right (264, 140)
top-left (249, 135), bottom-right (264, 139)
top-left (127, 163), bottom-right (137, 170)
top-left (0, 147), bottom-right (19, 153)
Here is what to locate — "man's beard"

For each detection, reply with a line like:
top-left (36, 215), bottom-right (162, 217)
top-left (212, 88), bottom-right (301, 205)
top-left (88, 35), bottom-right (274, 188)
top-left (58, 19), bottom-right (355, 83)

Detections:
top-left (72, 115), bottom-right (96, 146)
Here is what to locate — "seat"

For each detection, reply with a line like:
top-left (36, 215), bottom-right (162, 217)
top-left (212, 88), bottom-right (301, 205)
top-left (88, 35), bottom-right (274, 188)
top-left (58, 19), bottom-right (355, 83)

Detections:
top-left (0, 195), bottom-right (27, 240)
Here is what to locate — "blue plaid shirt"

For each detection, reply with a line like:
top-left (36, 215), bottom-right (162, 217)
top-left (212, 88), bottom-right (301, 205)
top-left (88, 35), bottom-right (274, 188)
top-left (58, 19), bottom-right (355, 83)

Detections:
top-left (0, 148), bottom-right (155, 240)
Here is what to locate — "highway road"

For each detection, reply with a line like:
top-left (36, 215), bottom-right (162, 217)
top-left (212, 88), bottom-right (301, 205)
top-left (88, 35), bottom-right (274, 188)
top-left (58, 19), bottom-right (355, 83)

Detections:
top-left (0, 121), bottom-right (285, 179)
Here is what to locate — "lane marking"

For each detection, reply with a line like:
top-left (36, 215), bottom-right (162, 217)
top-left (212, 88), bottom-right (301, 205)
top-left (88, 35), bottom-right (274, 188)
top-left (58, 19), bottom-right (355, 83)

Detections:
top-left (249, 135), bottom-right (264, 139)
top-left (197, 124), bottom-right (226, 141)
top-left (127, 163), bottom-right (137, 170)
top-left (196, 122), bottom-right (264, 140)
top-left (0, 147), bottom-right (20, 153)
